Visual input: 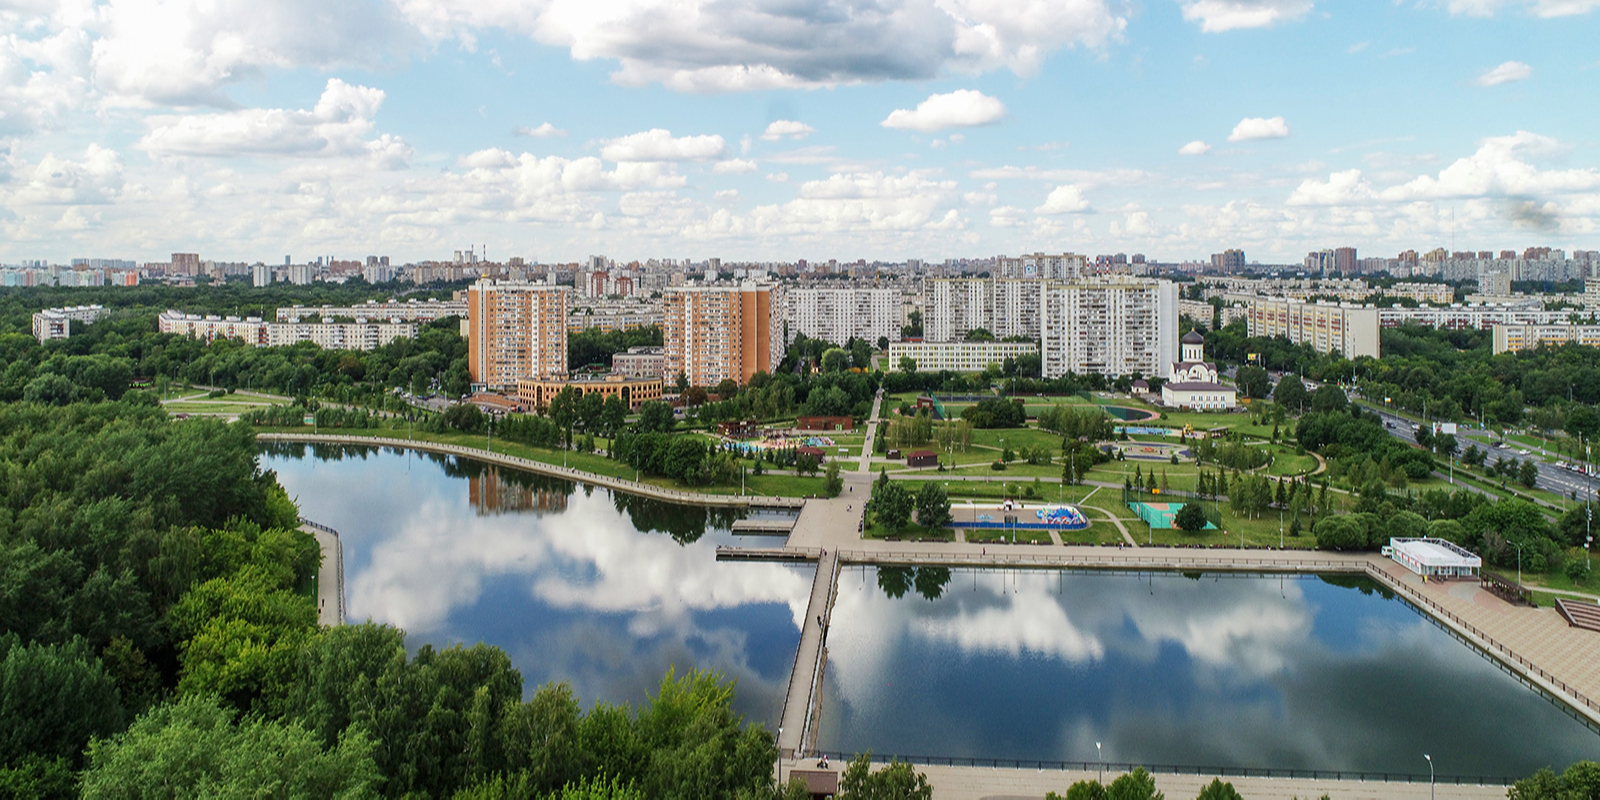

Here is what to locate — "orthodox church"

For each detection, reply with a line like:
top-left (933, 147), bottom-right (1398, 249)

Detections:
top-left (1160, 330), bottom-right (1238, 410)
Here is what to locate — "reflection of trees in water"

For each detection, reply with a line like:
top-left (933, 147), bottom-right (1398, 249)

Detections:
top-left (876, 566), bottom-right (956, 601)
top-left (914, 567), bottom-right (951, 600)
top-left (258, 442), bottom-right (388, 462)
top-left (610, 492), bottom-right (741, 544)
top-left (1318, 574), bottom-right (1392, 599)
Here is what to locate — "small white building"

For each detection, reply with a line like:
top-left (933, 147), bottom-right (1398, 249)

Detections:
top-left (1160, 330), bottom-right (1238, 411)
top-left (1384, 537), bottom-right (1482, 579)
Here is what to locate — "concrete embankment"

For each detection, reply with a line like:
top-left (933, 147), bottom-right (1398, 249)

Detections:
top-left (256, 432), bottom-right (804, 509)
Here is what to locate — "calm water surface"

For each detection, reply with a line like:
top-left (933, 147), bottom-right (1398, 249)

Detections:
top-left (262, 445), bottom-right (1597, 777)
top-left (816, 566), bottom-right (1599, 779)
top-left (263, 444), bottom-right (810, 725)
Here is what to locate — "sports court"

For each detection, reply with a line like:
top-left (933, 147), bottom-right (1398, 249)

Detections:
top-left (1128, 500), bottom-right (1217, 530)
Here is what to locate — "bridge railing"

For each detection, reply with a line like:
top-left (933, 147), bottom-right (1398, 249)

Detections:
top-left (802, 751), bottom-right (1513, 787)
top-left (299, 516), bottom-right (345, 625)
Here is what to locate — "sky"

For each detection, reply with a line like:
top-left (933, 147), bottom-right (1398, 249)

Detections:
top-left (3, 0), bottom-right (1600, 265)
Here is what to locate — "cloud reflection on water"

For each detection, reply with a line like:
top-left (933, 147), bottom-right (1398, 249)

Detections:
top-left (818, 568), bottom-right (1597, 776)
top-left (264, 447), bottom-right (810, 721)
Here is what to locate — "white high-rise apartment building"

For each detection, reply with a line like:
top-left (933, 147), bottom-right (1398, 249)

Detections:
top-left (786, 287), bottom-right (900, 346)
top-left (926, 278), bottom-right (1040, 341)
top-left (252, 263), bottom-right (271, 288)
top-left (1039, 278), bottom-right (1179, 379)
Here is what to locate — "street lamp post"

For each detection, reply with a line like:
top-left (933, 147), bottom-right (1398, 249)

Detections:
top-left (1424, 754), bottom-right (1434, 800)
top-left (1512, 540), bottom-right (1524, 586)
top-left (1096, 742), bottom-right (1103, 784)
top-left (776, 727), bottom-right (784, 786)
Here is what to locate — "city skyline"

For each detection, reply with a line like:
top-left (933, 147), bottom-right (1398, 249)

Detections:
top-left (3, 1), bottom-right (1599, 264)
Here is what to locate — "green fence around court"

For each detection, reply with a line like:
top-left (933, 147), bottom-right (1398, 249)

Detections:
top-left (1122, 486), bottom-right (1221, 530)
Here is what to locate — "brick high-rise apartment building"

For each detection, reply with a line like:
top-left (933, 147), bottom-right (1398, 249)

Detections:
top-left (467, 280), bottom-right (570, 391)
top-left (663, 283), bottom-right (779, 387)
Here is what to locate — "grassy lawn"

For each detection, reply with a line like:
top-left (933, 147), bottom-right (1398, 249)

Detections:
top-left (1265, 450), bottom-right (1319, 476)
top-left (864, 519), bottom-right (956, 542)
top-left (1081, 499), bottom-right (1318, 549)
top-left (167, 401), bottom-right (281, 414)
top-left (965, 526), bottom-right (1053, 544)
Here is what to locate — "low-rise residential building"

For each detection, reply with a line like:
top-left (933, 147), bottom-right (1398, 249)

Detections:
top-left (1492, 324), bottom-right (1600, 354)
top-left (157, 310), bottom-right (418, 350)
top-left (514, 373), bottom-right (664, 411)
top-left (32, 305), bottom-right (105, 342)
top-left (276, 299), bottom-right (465, 322)
top-left (611, 346), bottom-right (665, 379)
top-left (888, 341), bottom-right (1038, 373)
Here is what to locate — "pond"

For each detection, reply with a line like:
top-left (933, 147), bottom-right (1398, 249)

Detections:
top-left (815, 567), bottom-right (1597, 780)
top-left (261, 443), bottom-right (811, 726)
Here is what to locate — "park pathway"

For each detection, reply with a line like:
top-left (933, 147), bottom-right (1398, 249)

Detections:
top-left (299, 519), bottom-right (344, 626)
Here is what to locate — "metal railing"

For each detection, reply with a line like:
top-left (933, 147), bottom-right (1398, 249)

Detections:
top-left (1363, 563), bottom-right (1600, 719)
top-left (802, 751), bottom-right (1513, 787)
top-left (831, 549), bottom-right (1366, 572)
top-left (299, 516), bottom-right (345, 625)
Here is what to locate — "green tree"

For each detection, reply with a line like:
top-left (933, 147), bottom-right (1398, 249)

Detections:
top-left (821, 348), bottom-right (852, 373)
top-left (1566, 406), bottom-right (1600, 442)
top-left (850, 339), bottom-right (873, 369)
top-left (443, 403), bottom-right (485, 433)
top-left (637, 401), bottom-right (676, 433)
top-left (1193, 778), bottom-right (1242, 800)
top-left (897, 356), bottom-right (917, 373)
top-left (1234, 365), bottom-right (1270, 399)
top-left (600, 395), bottom-right (627, 437)
top-left (1273, 374), bottom-right (1310, 413)
top-left (824, 462), bottom-right (843, 498)
top-left (1108, 768), bottom-right (1164, 800)
top-left (1518, 459), bottom-right (1539, 488)
top-left (838, 753), bottom-right (933, 800)
top-left (1173, 502), bottom-right (1208, 532)
top-left (1048, 780), bottom-right (1106, 800)
top-left (81, 694), bottom-right (379, 799)
top-left (0, 636), bottom-right (126, 768)
top-left (915, 482), bottom-right (952, 532)
top-left (874, 482), bottom-right (914, 531)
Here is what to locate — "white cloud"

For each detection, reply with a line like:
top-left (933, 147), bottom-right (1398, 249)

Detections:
top-left (760, 120), bottom-right (815, 141)
top-left (882, 90), bottom-right (1007, 132)
top-left (1179, 0), bottom-right (1314, 31)
top-left (90, 0), bottom-right (409, 107)
top-left (1227, 116), bottom-right (1290, 142)
top-left (1179, 140), bottom-right (1212, 156)
top-left (1381, 131), bottom-right (1600, 200)
top-left (1474, 61), bottom-right (1532, 86)
top-left (1287, 168), bottom-right (1376, 205)
top-left (712, 158), bottom-right (758, 174)
top-left (514, 122), bottom-right (567, 137)
top-left (392, 0), bottom-right (1127, 91)
top-left (600, 129), bottom-right (725, 162)
top-left (9, 144), bottom-right (124, 205)
top-left (765, 172), bottom-right (790, 183)
top-left (1034, 184), bottom-right (1091, 214)
top-left (138, 79), bottom-right (409, 167)
top-left (968, 165), bottom-right (1152, 188)
top-left (1444, 0), bottom-right (1600, 17)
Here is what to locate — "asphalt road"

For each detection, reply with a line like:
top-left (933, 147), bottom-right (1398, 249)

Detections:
top-left (1361, 404), bottom-right (1599, 503)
